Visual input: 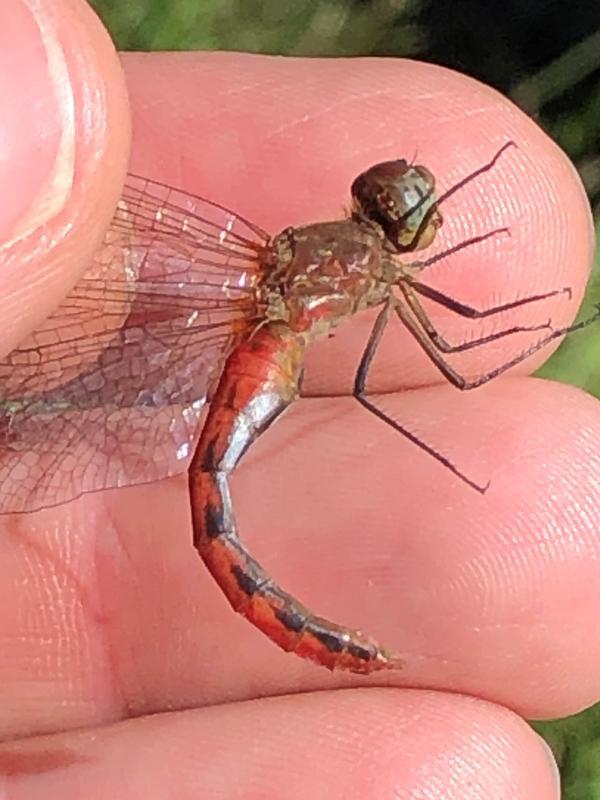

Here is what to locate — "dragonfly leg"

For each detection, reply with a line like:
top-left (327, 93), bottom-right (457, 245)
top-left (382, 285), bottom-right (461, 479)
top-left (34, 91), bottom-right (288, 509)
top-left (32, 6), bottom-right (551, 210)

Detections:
top-left (354, 297), bottom-right (598, 490)
top-left (394, 299), bottom-right (600, 391)
top-left (353, 300), bottom-right (489, 492)
top-left (401, 142), bottom-right (517, 251)
top-left (189, 321), bottom-right (401, 673)
top-left (409, 279), bottom-right (571, 319)
top-left (398, 282), bottom-right (553, 353)
top-left (407, 227), bottom-right (510, 273)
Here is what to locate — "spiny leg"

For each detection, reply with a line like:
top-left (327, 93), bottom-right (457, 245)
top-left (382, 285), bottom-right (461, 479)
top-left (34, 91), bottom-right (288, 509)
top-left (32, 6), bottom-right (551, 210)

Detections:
top-left (398, 281), bottom-right (553, 353)
top-left (353, 300), bottom-right (489, 492)
top-left (189, 322), bottom-right (402, 673)
top-left (354, 298), bottom-right (599, 490)
top-left (404, 141), bottom-right (516, 251)
top-left (409, 279), bottom-right (571, 319)
top-left (407, 227), bottom-right (510, 273)
top-left (393, 299), bottom-right (600, 391)
top-left (435, 140), bottom-right (516, 207)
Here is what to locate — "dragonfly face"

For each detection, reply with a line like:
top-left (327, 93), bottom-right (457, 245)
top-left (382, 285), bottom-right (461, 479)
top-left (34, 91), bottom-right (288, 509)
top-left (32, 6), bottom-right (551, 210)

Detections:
top-left (351, 159), bottom-right (443, 253)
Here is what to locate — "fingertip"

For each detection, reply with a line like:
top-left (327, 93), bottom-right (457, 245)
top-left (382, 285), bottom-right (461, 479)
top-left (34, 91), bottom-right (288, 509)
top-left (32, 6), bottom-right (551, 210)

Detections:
top-left (120, 53), bottom-right (593, 391)
top-left (0, 690), bottom-right (561, 800)
top-left (0, 0), bottom-right (130, 355)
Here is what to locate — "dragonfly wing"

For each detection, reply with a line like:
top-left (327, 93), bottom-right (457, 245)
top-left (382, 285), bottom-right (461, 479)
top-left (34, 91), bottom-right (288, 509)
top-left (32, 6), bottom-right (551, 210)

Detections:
top-left (0, 175), bottom-right (268, 514)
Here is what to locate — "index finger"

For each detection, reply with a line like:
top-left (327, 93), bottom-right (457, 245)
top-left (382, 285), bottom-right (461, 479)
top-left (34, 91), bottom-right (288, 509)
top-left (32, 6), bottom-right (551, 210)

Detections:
top-left (123, 51), bottom-right (594, 394)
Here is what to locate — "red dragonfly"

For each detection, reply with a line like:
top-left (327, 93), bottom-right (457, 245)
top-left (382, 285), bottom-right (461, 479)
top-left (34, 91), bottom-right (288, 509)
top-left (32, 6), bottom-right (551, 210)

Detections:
top-left (1, 142), bottom-right (596, 673)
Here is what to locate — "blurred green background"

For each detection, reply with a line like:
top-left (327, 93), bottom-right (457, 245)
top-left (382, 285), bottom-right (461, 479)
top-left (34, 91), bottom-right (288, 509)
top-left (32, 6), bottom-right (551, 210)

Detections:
top-left (89, 2), bottom-right (600, 796)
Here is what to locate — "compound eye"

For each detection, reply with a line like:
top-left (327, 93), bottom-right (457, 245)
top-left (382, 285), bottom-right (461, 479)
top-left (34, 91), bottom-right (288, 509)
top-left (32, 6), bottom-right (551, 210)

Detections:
top-left (402, 206), bottom-right (443, 251)
top-left (351, 160), bottom-right (443, 252)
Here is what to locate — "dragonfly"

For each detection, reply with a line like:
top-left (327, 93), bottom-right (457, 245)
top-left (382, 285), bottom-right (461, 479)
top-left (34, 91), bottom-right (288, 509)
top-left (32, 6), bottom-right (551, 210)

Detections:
top-left (1, 141), bottom-right (597, 673)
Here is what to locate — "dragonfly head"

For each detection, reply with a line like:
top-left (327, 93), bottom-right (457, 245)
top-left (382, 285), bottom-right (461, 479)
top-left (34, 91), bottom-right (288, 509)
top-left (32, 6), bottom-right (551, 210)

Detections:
top-left (351, 159), bottom-right (443, 253)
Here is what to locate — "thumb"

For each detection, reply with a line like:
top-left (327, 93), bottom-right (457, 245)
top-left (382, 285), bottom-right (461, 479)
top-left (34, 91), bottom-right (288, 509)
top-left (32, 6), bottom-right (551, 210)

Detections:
top-left (0, 0), bottom-right (130, 356)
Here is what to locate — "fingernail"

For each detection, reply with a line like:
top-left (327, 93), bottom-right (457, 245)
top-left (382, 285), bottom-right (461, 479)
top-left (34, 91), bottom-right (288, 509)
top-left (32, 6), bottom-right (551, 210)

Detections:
top-left (0, 0), bottom-right (75, 247)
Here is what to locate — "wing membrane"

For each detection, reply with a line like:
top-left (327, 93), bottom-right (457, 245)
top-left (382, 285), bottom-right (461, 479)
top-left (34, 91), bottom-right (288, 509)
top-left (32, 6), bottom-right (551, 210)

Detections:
top-left (0, 175), bottom-right (269, 513)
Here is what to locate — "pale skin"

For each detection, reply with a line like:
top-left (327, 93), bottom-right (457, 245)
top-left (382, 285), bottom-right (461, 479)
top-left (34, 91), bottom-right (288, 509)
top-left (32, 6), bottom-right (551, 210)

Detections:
top-left (0, 1), bottom-right (599, 797)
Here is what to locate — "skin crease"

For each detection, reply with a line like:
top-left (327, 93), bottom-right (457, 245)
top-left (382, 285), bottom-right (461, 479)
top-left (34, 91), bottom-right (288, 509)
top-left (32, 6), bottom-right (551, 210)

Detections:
top-left (0, 0), bottom-right (599, 796)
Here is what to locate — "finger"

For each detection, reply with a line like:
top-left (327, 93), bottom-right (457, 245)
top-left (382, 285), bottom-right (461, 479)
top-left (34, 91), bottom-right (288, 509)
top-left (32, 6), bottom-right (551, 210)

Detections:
top-left (0, 690), bottom-right (560, 800)
top-left (122, 51), bottom-right (595, 394)
top-left (3, 377), bottom-right (599, 737)
top-left (0, 0), bottom-right (130, 356)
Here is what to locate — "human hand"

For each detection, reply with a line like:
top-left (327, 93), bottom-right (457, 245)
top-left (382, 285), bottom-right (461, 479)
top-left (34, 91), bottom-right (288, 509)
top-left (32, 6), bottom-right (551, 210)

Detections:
top-left (1, 2), bottom-right (599, 797)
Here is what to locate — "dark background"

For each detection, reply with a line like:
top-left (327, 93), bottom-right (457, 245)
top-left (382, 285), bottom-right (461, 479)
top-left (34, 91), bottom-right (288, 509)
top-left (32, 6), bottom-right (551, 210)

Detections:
top-left (90, 0), bottom-right (600, 211)
top-left (89, 2), bottom-right (600, 795)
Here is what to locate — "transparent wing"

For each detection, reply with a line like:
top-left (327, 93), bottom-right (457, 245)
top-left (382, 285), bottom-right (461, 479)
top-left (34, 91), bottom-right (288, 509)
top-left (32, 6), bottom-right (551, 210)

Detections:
top-left (0, 175), bottom-right (270, 514)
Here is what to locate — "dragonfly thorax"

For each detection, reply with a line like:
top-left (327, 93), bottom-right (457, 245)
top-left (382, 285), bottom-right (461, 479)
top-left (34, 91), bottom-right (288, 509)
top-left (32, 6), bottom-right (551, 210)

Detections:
top-left (265, 219), bottom-right (393, 338)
